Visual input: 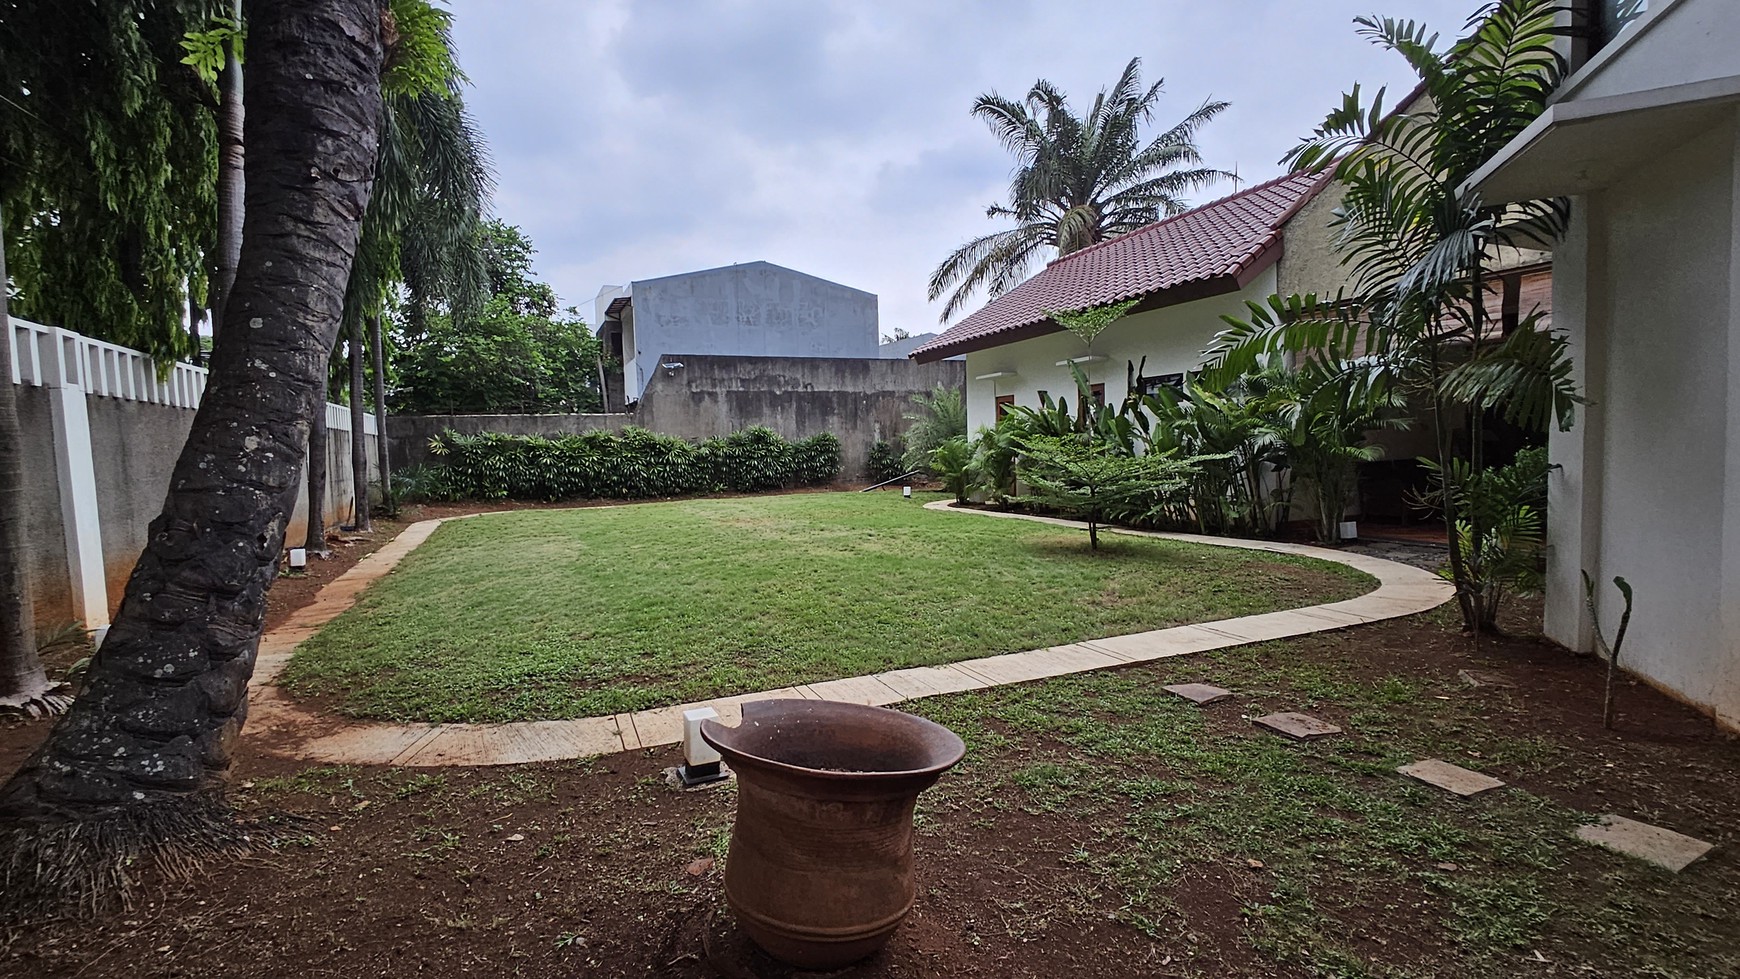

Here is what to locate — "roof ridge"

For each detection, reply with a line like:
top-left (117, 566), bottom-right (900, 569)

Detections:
top-left (1045, 170), bottom-right (1322, 270)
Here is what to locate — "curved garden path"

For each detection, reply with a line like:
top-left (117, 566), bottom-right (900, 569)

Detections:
top-left (246, 503), bottom-right (1455, 767)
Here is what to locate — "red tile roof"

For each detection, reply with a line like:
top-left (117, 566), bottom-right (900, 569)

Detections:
top-left (911, 171), bottom-right (1328, 362)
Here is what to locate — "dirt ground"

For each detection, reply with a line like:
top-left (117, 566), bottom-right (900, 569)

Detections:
top-left (1, 507), bottom-right (1735, 978)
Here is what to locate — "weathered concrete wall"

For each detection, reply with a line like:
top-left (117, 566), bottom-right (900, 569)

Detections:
top-left (18, 387), bottom-right (73, 627)
top-left (637, 355), bottom-right (963, 479)
top-left (391, 355), bottom-right (965, 483)
top-left (85, 398), bottom-right (198, 617)
top-left (387, 412), bottom-right (630, 469)
top-left (619, 262), bottom-right (879, 401)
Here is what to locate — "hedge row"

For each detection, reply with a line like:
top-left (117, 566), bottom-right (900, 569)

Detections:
top-left (423, 426), bottom-right (841, 501)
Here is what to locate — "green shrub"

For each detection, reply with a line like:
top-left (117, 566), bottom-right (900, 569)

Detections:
top-left (867, 439), bottom-right (904, 483)
top-left (427, 426), bottom-right (841, 501)
top-left (930, 436), bottom-right (975, 504)
top-left (392, 464), bottom-right (459, 503)
top-left (902, 385), bottom-right (967, 474)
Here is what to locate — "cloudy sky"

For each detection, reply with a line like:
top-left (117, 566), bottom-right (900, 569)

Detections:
top-left (447, 0), bottom-right (1475, 336)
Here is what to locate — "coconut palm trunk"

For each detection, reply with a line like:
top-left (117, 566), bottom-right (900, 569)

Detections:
top-left (0, 0), bottom-right (382, 831)
top-left (0, 205), bottom-right (51, 708)
top-left (209, 0), bottom-right (245, 332)
top-left (348, 313), bottom-right (371, 531)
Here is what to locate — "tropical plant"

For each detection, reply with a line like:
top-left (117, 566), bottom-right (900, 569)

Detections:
top-left (1200, 0), bottom-right (1579, 628)
top-left (971, 423), bottom-right (1020, 504)
top-left (1256, 358), bottom-right (1407, 541)
top-left (0, 0), bottom-right (386, 915)
top-left (1016, 435), bottom-right (1194, 549)
top-left (866, 440), bottom-right (905, 483)
top-left (0, 206), bottom-right (48, 712)
top-left (930, 436), bottom-right (975, 504)
top-left (0, 0), bottom-right (220, 362)
top-left (928, 57), bottom-right (1230, 321)
top-left (901, 385), bottom-right (968, 474)
top-left (1422, 446), bottom-right (1550, 628)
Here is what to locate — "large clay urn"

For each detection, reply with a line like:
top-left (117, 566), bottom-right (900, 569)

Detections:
top-left (700, 699), bottom-right (966, 970)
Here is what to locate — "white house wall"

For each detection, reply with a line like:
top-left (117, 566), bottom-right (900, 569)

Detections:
top-left (1546, 110), bottom-right (1740, 730)
top-left (1558, 0), bottom-right (1740, 104)
top-left (962, 268), bottom-right (1277, 434)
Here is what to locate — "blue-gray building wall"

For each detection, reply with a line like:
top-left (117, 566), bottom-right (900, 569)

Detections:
top-left (623, 261), bottom-right (877, 401)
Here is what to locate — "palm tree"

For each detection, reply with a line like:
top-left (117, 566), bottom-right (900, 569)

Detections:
top-left (928, 57), bottom-right (1230, 322)
top-left (0, 205), bottom-right (51, 712)
top-left (0, 0), bottom-right (385, 914)
top-left (1201, 0), bottom-right (1579, 630)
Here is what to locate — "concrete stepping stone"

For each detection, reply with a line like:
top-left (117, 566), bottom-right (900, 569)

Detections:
top-left (1253, 711), bottom-right (1341, 740)
top-left (1458, 669), bottom-right (1514, 688)
top-left (1163, 683), bottom-right (1234, 705)
top-left (1576, 815), bottom-right (1716, 872)
top-left (1398, 758), bottom-right (1505, 796)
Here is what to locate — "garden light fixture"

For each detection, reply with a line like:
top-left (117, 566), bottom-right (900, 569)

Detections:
top-left (289, 547), bottom-right (307, 569)
top-left (679, 707), bottom-right (730, 786)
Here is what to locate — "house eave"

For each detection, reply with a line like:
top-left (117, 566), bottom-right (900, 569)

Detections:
top-left (1465, 74), bottom-right (1740, 205)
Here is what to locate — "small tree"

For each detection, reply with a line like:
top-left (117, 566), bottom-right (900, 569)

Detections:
top-left (1581, 571), bottom-right (1634, 731)
top-left (1017, 436), bottom-right (1193, 549)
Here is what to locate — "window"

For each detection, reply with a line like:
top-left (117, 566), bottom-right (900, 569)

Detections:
top-left (994, 394), bottom-right (1015, 420)
top-left (1139, 372), bottom-right (1185, 396)
top-left (1089, 383), bottom-right (1106, 405)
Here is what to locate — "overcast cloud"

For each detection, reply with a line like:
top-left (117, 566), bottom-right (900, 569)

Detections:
top-left (448, 0), bottom-right (1475, 334)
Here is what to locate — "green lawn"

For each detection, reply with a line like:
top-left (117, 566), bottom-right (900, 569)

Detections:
top-left (283, 492), bottom-right (1373, 722)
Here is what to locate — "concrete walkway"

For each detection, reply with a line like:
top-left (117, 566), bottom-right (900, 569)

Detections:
top-left (247, 503), bottom-right (1455, 767)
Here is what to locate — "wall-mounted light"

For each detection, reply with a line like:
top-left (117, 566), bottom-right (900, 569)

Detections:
top-left (679, 707), bottom-right (730, 787)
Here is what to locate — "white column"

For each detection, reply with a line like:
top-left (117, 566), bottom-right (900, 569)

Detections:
top-left (1543, 193), bottom-right (1607, 653)
top-left (44, 329), bottom-right (109, 632)
top-left (1717, 108), bottom-right (1740, 731)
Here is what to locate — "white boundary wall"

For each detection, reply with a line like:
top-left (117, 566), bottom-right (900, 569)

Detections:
top-left (9, 316), bottom-right (376, 633)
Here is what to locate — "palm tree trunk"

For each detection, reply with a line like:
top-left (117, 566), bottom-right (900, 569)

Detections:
top-left (369, 313), bottom-right (390, 509)
top-left (0, 0), bottom-right (382, 836)
top-left (0, 207), bottom-right (50, 707)
top-left (347, 314), bottom-right (371, 532)
top-left (305, 401), bottom-right (330, 558)
top-left (209, 0), bottom-right (245, 334)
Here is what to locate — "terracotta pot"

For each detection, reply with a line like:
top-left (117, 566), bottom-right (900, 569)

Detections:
top-left (700, 699), bottom-right (966, 970)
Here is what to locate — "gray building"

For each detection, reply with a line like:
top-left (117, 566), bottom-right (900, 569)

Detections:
top-left (594, 261), bottom-right (878, 405)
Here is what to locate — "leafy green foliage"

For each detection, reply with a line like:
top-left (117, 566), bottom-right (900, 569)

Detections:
top-left (930, 436), bottom-right (975, 504)
top-left (390, 295), bottom-right (602, 414)
top-left (2, 0), bottom-right (220, 361)
top-left (928, 57), bottom-right (1230, 321)
top-left (866, 440), bottom-right (905, 483)
top-left (1423, 446), bottom-right (1550, 614)
top-left (901, 385), bottom-right (968, 474)
top-left (1051, 297), bottom-right (1139, 346)
top-left (1200, 1), bottom-right (1575, 629)
top-left (1016, 435), bottom-right (1195, 549)
top-left (178, 15), bottom-right (242, 82)
top-left (428, 426), bottom-right (840, 501)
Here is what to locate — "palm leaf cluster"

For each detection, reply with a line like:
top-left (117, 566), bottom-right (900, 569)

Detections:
top-left (929, 58), bottom-right (1229, 321)
top-left (1200, 0), bottom-right (1578, 629)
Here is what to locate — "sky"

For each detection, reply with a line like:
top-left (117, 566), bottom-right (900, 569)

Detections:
top-left (447, 0), bottom-right (1476, 337)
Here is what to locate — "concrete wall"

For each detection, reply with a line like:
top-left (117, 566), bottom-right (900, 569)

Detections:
top-left (1546, 109), bottom-right (1740, 731)
top-left (620, 262), bottom-right (878, 401)
top-left (961, 268), bottom-right (1278, 434)
top-left (12, 318), bottom-right (377, 630)
top-left (388, 412), bottom-right (631, 469)
top-left (391, 355), bottom-right (964, 483)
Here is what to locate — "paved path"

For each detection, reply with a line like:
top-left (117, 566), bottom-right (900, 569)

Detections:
top-left (247, 503), bottom-right (1455, 767)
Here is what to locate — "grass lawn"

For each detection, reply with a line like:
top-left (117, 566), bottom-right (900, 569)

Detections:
top-left (282, 491), bottom-right (1372, 721)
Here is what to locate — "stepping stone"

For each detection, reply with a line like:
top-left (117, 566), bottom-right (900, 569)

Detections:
top-left (1398, 758), bottom-right (1506, 796)
top-left (1576, 815), bottom-right (1716, 872)
top-left (1458, 669), bottom-right (1514, 688)
top-left (1163, 683), bottom-right (1234, 705)
top-left (1252, 712), bottom-right (1341, 740)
